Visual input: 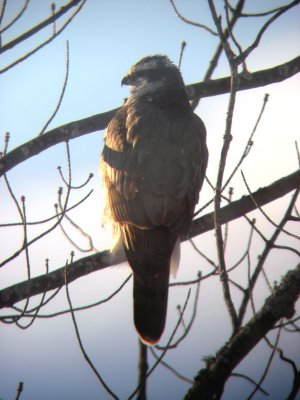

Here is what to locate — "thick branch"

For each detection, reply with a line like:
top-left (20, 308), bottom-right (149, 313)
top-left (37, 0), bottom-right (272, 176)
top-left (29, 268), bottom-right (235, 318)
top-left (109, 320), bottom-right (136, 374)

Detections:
top-left (1, 56), bottom-right (299, 177)
top-left (0, 108), bottom-right (118, 176)
top-left (186, 54), bottom-right (300, 99)
top-left (0, 169), bottom-right (298, 309)
top-left (188, 169), bottom-right (300, 238)
top-left (184, 264), bottom-right (300, 400)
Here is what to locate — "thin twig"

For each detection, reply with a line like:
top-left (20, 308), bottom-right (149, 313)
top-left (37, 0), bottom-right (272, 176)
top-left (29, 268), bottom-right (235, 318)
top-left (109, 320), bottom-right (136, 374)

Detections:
top-left (227, 220), bottom-right (255, 273)
top-left (246, 327), bottom-right (282, 399)
top-left (231, 373), bottom-right (268, 396)
top-left (0, 0), bottom-right (82, 53)
top-left (235, 0), bottom-right (300, 65)
top-left (208, 0), bottom-right (239, 333)
top-left (1, 170), bottom-right (299, 309)
top-left (0, 189), bottom-right (93, 228)
top-left (65, 261), bottom-right (119, 399)
top-left (157, 274), bottom-right (201, 350)
top-left (15, 382), bottom-right (24, 400)
top-left (0, 0), bottom-right (86, 74)
top-left (178, 40), bottom-right (186, 70)
top-left (190, 0), bottom-right (246, 110)
top-left (222, 93), bottom-right (269, 191)
top-left (38, 41), bottom-right (70, 135)
top-left (0, 143), bottom-right (73, 269)
top-left (237, 188), bottom-right (300, 326)
top-left (137, 340), bottom-right (148, 400)
top-left (1, 0), bottom-right (30, 33)
top-left (128, 290), bottom-right (192, 400)
top-left (1, 55), bottom-right (300, 177)
top-left (150, 347), bottom-right (193, 384)
top-left (241, 171), bottom-right (300, 240)
top-left (169, 0), bottom-right (217, 35)
top-left (295, 140), bottom-right (300, 167)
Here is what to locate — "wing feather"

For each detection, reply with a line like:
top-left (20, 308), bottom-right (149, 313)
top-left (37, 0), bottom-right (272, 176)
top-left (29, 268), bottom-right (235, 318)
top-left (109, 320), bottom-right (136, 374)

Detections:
top-left (101, 97), bottom-right (208, 235)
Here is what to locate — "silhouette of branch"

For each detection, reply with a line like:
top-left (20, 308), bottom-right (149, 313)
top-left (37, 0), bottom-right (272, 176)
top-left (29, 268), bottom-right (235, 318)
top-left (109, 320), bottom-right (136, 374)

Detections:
top-left (137, 340), bottom-right (148, 400)
top-left (150, 347), bottom-right (193, 384)
top-left (15, 381), bottom-right (24, 400)
top-left (38, 41), bottom-right (70, 135)
top-left (230, 373), bottom-right (268, 396)
top-left (234, 0), bottom-right (300, 65)
top-left (209, 0), bottom-right (239, 333)
top-left (0, 0), bottom-right (83, 53)
top-left (237, 188), bottom-right (300, 326)
top-left (0, 169), bottom-right (298, 309)
top-left (169, 0), bottom-right (217, 35)
top-left (65, 260), bottom-right (119, 399)
top-left (247, 327), bottom-right (282, 399)
top-left (222, 93), bottom-right (269, 191)
top-left (184, 264), bottom-right (300, 400)
top-left (128, 290), bottom-right (191, 400)
top-left (1, 0), bottom-right (30, 33)
top-left (0, 143), bottom-right (73, 269)
top-left (156, 272), bottom-right (201, 350)
top-left (0, 1), bottom-right (86, 74)
top-left (0, 108), bottom-right (118, 177)
top-left (190, 0), bottom-right (246, 109)
top-left (188, 169), bottom-right (300, 239)
top-left (1, 55), bottom-right (299, 177)
top-left (1, 274), bottom-right (131, 322)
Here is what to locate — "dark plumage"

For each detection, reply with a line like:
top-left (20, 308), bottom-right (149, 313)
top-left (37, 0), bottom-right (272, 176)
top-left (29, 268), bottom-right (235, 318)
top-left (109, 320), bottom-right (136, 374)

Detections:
top-left (101, 55), bottom-right (208, 345)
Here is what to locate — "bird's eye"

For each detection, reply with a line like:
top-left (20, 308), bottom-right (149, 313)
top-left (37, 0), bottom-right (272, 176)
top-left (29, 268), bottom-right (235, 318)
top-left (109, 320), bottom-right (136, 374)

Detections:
top-left (133, 69), bottom-right (162, 82)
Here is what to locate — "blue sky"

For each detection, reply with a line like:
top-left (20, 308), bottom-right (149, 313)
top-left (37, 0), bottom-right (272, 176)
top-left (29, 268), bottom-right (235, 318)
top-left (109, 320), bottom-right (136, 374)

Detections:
top-left (1, 1), bottom-right (300, 399)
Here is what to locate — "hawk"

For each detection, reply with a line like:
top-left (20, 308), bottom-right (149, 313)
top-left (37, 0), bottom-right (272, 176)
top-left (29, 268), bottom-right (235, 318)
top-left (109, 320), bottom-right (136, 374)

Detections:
top-left (100, 55), bottom-right (208, 345)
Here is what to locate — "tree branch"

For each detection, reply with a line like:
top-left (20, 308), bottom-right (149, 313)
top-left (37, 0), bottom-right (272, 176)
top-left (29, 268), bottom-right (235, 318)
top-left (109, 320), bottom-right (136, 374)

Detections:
top-left (0, 169), bottom-right (299, 309)
top-left (184, 263), bottom-right (300, 400)
top-left (186, 54), bottom-right (300, 99)
top-left (0, 0), bottom-right (83, 54)
top-left (1, 55), bottom-right (299, 177)
top-left (0, 108), bottom-right (118, 177)
top-left (188, 169), bottom-right (300, 238)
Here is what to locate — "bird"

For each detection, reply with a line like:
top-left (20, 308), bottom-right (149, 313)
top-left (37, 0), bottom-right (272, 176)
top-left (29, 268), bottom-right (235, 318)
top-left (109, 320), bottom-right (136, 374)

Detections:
top-left (100, 54), bottom-right (208, 345)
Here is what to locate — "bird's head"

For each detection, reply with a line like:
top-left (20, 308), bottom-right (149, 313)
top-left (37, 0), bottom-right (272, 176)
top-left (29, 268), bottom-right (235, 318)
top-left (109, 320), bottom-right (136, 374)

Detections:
top-left (121, 55), bottom-right (185, 97)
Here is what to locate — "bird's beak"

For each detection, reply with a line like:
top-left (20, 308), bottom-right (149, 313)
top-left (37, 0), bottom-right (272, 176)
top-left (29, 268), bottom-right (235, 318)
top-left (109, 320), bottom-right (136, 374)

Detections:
top-left (121, 75), bottom-right (131, 86)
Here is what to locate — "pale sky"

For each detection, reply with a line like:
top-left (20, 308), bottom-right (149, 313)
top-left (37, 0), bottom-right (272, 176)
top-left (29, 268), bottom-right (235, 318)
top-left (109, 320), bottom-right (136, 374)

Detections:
top-left (1, 1), bottom-right (300, 399)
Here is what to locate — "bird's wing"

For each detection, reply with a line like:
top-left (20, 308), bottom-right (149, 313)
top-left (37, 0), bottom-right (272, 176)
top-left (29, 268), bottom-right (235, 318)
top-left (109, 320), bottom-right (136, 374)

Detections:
top-left (101, 97), bottom-right (208, 344)
top-left (101, 98), bottom-right (208, 235)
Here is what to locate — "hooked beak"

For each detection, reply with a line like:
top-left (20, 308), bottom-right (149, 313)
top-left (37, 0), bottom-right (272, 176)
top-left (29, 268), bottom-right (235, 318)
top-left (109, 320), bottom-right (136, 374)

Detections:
top-left (121, 75), bottom-right (131, 86)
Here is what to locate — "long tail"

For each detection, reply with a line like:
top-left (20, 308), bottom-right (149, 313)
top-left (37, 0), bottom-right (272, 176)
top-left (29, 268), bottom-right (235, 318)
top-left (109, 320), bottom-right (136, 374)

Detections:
top-left (122, 226), bottom-right (177, 345)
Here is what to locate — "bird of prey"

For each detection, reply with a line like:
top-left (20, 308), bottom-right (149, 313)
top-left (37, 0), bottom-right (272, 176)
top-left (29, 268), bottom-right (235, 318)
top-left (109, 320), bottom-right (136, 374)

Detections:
top-left (100, 55), bottom-right (208, 345)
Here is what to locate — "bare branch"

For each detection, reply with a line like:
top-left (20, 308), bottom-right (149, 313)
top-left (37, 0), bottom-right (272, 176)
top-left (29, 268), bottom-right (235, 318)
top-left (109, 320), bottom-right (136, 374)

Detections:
top-left (0, 0), bottom-right (30, 33)
top-left (1, 169), bottom-right (299, 309)
top-left (38, 41), bottom-right (70, 135)
top-left (137, 340), bottom-right (148, 400)
top-left (0, 0), bottom-right (83, 53)
top-left (1, 55), bottom-right (299, 178)
top-left (65, 261), bottom-right (119, 399)
top-left (209, 0), bottom-right (239, 332)
top-left (188, 169), bottom-right (300, 239)
top-left (184, 264), bottom-right (300, 400)
top-left (235, 0), bottom-right (300, 65)
top-left (169, 0), bottom-right (217, 35)
top-left (191, 0), bottom-right (246, 109)
top-left (0, 108), bottom-right (118, 177)
top-left (0, 1), bottom-right (86, 74)
top-left (237, 188), bottom-right (300, 326)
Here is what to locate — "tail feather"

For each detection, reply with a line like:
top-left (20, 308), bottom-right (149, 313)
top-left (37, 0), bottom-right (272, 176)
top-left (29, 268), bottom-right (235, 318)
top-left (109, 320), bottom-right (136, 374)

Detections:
top-left (122, 226), bottom-right (176, 345)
